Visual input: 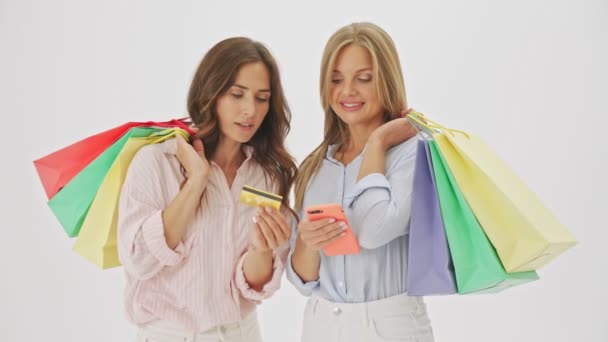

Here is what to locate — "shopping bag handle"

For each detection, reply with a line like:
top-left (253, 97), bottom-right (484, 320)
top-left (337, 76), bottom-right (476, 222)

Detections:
top-left (406, 112), bottom-right (436, 137)
top-left (408, 111), bottom-right (470, 139)
top-left (177, 116), bottom-right (193, 126)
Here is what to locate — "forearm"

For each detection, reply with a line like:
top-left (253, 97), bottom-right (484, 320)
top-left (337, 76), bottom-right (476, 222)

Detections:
top-left (242, 248), bottom-right (274, 291)
top-left (291, 236), bottom-right (321, 282)
top-left (348, 141), bottom-right (418, 249)
top-left (162, 179), bottom-right (205, 249)
top-left (357, 139), bottom-right (386, 181)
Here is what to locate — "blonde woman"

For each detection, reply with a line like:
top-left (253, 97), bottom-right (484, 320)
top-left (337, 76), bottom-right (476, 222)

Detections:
top-left (287, 23), bottom-right (434, 342)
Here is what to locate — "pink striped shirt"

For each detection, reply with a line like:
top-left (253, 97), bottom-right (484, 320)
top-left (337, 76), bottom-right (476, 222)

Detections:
top-left (117, 138), bottom-right (288, 332)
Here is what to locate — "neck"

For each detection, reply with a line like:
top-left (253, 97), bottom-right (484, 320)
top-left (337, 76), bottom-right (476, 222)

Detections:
top-left (211, 137), bottom-right (245, 170)
top-left (343, 116), bottom-right (384, 154)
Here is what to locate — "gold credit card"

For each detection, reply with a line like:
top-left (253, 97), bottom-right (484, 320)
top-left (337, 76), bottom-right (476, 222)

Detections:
top-left (239, 185), bottom-right (282, 210)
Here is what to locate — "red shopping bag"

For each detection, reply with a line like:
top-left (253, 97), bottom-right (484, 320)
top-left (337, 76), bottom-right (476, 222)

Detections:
top-left (34, 118), bottom-right (193, 199)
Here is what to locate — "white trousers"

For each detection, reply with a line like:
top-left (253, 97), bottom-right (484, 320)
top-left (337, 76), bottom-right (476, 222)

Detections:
top-left (136, 312), bottom-right (262, 342)
top-left (301, 294), bottom-right (434, 342)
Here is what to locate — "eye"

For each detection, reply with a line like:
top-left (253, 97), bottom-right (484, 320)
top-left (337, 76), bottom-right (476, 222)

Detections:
top-left (231, 93), bottom-right (243, 99)
top-left (358, 76), bottom-right (372, 83)
top-left (331, 79), bottom-right (343, 84)
top-left (256, 97), bottom-right (269, 103)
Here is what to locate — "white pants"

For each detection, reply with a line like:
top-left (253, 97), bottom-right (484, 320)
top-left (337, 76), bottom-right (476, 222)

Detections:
top-left (136, 312), bottom-right (263, 342)
top-left (301, 294), bottom-right (434, 342)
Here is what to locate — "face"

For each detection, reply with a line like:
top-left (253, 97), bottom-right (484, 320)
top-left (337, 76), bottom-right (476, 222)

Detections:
top-left (215, 61), bottom-right (271, 144)
top-left (329, 44), bottom-right (384, 129)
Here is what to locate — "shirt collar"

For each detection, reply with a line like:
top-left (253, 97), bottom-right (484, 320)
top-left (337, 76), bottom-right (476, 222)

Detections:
top-left (325, 143), bottom-right (367, 165)
top-left (164, 139), bottom-right (254, 164)
top-left (326, 144), bottom-right (340, 163)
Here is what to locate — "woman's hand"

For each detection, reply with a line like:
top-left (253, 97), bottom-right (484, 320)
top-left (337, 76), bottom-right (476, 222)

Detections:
top-left (368, 108), bottom-right (418, 151)
top-left (175, 133), bottom-right (209, 190)
top-left (250, 206), bottom-right (292, 252)
top-left (297, 218), bottom-right (347, 252)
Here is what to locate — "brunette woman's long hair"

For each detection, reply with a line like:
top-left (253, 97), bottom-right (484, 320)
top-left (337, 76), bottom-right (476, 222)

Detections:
top-left (187, 37), bottom-right (298, 216)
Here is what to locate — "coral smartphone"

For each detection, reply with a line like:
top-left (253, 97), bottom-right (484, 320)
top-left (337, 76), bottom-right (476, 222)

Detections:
top-left (305, 203), bottom-right (360, 256)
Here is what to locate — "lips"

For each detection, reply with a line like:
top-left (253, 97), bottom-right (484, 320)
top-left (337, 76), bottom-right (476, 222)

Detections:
top-left (340, 101), bottom-right (364, 112)
top-left (235, 122), bottom-right (255, 132)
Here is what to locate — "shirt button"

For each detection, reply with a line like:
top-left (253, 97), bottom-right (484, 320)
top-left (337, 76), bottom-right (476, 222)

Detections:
top-left (332, 307), bottom-right (342, 315)
top-left (338, 281), bottom-right (344, 288)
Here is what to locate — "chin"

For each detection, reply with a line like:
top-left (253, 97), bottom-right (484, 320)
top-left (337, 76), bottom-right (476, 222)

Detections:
top-left (335, 112), bottom-right (364, 126)
top-left (232, 137), bottom-right (250, 144)
top-left (232, 134), bottom-right (255, 144)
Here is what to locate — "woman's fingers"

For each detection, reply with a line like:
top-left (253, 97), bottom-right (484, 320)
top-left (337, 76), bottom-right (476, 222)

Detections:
top-left (260, 207), bottom-right (290, 239)
top-left (255, 211), bottom-right (280, 248)
top-left (312, 228), bottom-right (346, 249)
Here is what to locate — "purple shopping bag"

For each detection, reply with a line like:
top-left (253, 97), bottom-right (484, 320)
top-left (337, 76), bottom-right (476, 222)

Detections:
top-left (406, 139), bottom-right (457, 295)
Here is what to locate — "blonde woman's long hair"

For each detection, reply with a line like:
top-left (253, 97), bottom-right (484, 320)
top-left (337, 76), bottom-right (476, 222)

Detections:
top-left (294, 22), bottom-right (408, 211)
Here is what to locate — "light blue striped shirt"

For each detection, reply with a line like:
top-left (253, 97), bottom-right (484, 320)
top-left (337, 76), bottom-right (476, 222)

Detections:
top-left (286, 134), bottom-right (421, 303)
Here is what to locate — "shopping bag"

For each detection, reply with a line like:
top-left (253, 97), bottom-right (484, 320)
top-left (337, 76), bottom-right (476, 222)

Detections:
top-left (72, 128), bottom-right (189, 269)
top-left (34, 119), bottom-right (191, 199)
top-left (410, 111), bottom-right (577, 272)
top-left (48, 126), bottom-right (188, 237)
top-left (407, 139), bottom-right (457, 295)
top-left (428, 139), bottom-right (539, 294)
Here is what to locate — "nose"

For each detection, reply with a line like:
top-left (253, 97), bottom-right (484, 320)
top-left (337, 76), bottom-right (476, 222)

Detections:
top-left (241, 97), bottom-right (256, 118)
top-left (341, 79), bottom-right (357, 97)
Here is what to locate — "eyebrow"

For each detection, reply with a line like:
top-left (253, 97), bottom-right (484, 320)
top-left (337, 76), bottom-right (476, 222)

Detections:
top-left (332, 67), bottom-right (373, 74)
top-left (233, 84), bottom-right (271, 93)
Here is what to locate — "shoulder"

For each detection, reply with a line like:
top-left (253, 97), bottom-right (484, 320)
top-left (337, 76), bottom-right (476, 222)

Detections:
top-left (385, 133), bottom-right (423, 164)
top-left (129, 138), bottom-right (178, 174)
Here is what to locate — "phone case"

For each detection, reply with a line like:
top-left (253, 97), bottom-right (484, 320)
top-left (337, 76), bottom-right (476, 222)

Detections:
top-left (305, 203), bottom-right (360, 256)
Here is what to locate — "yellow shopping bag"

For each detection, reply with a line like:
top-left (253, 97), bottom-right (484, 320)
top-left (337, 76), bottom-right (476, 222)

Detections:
top-left (409, 112), bottom-right (577, 272)
top-left (72, 128), bottom-right (190, 269)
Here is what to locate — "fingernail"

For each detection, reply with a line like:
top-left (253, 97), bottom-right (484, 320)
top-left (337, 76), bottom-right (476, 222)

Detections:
top-left (265, 206), bottom-right (272, 213)
top-left (328, 218), bottom-right (336, 223)
top-left (339, 222), bottom-right (347, 228)
top-left (252, 216), bottom-right (257, 223)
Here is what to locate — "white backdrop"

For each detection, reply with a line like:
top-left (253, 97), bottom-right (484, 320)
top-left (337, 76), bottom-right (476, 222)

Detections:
top-left (1, 0), bottom-right (606, 341)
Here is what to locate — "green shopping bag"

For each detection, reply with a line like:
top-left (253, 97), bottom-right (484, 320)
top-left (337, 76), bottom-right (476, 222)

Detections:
top-left (48, 126), bottom-right (167, 237)
top-left (428, 140), bottom-right (539, 294)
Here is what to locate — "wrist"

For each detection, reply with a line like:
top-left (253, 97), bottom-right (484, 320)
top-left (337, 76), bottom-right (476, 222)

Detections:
top-left (248, 244), bottom-right (274, 257)
top-left (297, 235), bottom-right (320, 255)
top-left (366, 136), bottom-right (387, 152)
top-left (183, 177), bottom-right (206, 197)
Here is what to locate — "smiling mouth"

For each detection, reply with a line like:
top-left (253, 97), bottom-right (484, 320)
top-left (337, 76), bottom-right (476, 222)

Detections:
top-left (340, 102), bottom-right (364, 111)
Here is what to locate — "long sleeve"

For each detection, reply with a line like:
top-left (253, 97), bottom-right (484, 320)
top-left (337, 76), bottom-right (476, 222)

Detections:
top-left (117, 146), bottom-right (189, 280)
top-left (234, 244), bottom-right (288, 303)
top-left (343, 141), bottom-right (418, 250)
